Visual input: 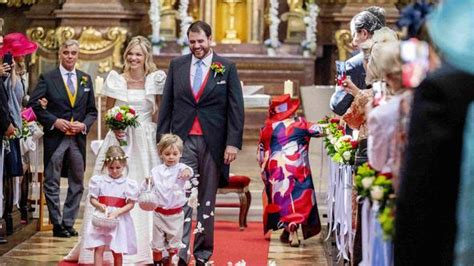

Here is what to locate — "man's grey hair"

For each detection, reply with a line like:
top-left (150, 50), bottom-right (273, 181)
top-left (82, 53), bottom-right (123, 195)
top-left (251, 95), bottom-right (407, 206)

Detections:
top-left (59, 39), bottom-right (80, 51)
top-left (365, 6), bottom-right (386, 26)
top-left (351, 10), bottom-right (384, 35)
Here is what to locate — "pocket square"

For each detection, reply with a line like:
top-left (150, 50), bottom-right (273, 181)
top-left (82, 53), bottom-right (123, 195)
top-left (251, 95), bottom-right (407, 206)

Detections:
top-left (217, 80), bottom-right (226, 85)
top-left (84, 88), bottom-right (91, 92)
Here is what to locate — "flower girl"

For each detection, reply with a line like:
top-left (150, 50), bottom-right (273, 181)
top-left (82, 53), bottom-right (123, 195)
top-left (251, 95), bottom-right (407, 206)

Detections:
top-left (141, 134), bottom-right (193, 265)
top-left (84, 145), bottom-right (139, 266)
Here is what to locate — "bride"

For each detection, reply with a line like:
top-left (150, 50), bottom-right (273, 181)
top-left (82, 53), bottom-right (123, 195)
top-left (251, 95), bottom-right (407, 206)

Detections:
top-left (65, 36), bottom-right (165, 264)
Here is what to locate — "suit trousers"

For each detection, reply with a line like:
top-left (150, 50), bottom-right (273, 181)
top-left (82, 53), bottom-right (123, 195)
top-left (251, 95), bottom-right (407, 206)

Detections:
top-left (44, 136), bottom-right (84, 227)
top-left (179, 135), bottom-right (220, 263)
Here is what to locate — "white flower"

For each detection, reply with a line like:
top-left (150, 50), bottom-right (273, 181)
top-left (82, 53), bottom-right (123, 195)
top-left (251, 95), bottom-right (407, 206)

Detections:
top-left (330, 137), bottom-right (337, 145)
top-left (193, 221), bottom-right (204, 234)
top-left (126, 113), bottom-right (134, 119)
top-left (203, 214), bottom-right (210, 219)
top-left (205, 201), bottom-right (210, 206)
top-left (342, 151), bottom-right (351, 161)
top-left (362, 176), bottom-right (375, 189)
top-left (184, 217), bottom-right (191, 223)
top-left (371, 186), bottom-right (384, 201)
top-left (210, 211), bottom-right (214, 216)
top-left (191, 178), bottom-right (199, 186)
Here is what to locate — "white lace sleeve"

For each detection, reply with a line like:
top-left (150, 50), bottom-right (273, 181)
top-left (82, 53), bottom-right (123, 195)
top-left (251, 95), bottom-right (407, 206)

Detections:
top-left (145, 70), bottom-right (166, 96)
top-left (102, 70), bottom-right (128, 102)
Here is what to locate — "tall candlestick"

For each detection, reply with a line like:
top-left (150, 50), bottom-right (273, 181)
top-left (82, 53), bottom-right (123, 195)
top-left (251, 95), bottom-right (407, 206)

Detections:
top-left (284, 80), bottom-right (294, 97)
top-left (95, 76), bottom-right (104, 140)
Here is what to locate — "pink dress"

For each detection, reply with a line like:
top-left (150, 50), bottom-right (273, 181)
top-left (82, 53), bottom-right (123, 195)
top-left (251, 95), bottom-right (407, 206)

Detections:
top-left (83, 175), bottom-right (138, 254)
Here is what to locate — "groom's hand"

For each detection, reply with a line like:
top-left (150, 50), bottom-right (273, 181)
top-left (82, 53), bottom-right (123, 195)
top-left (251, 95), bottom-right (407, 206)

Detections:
top-left (54, 119), bottom-right (71, 133)
top-left (224, 145), bottom-right (238, 165)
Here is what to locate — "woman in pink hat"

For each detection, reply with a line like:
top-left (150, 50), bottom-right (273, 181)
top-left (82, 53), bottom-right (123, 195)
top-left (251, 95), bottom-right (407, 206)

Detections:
top-left (0, 32), bottom-right (38, 230)
top-left (257, 94), bottom-right (324, 247)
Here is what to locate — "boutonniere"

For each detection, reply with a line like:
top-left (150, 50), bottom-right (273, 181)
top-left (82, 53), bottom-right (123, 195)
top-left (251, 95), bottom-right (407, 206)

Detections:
top-left (80, 76), bottom-right (89, 87)
top-left (210, 62), bottom-right (225, 78)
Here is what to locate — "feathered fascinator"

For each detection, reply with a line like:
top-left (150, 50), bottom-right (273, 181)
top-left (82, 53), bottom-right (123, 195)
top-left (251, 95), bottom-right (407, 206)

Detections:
top-left (396, 0), bottom-right (434, 39)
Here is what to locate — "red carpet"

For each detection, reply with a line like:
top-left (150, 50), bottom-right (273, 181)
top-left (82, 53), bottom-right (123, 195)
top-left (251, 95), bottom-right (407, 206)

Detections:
top-left (59, 221), bottom-right (269, 265)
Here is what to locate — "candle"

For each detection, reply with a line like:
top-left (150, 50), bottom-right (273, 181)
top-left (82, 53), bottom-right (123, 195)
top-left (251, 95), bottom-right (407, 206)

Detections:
top-left (95, 76), bottom-right (104, 140)
top-left (97, 96), bottom-right (102, 140)
top-left (95, 76), bottom-right (104, 96)
top-left (284, 80), bottom-right (293, 97)
top-left (240, 80), bottom-right (244, 88)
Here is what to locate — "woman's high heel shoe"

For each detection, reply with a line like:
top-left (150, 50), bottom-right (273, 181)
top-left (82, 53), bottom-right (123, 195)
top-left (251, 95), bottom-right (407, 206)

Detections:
top-left (288, 222), bottom-right (300, 247)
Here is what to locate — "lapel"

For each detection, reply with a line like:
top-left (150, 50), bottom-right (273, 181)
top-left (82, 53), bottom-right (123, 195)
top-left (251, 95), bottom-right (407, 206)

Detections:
top-left (178, 55), bottom-right (195, 103)
top-left (51, 69), bottom-right (70, 104)
top-left (75, 70), bottom-right (85, 105)
top-left (199, 53), bottom-right (218, 102)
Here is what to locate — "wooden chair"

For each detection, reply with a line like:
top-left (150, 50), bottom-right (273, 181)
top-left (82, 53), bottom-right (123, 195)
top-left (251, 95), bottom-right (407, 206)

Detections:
top-left (216, 175), bottom-right (251, 231)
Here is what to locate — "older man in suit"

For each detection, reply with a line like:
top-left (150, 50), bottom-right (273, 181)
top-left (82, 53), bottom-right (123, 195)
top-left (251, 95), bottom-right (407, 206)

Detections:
top-left (28, 39), bottom-right (97, 238)
top-left (157, 21), bottom-right (244, 266)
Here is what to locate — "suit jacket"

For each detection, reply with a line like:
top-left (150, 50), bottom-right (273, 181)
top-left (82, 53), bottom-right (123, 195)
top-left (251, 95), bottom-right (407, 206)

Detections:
top-left (28, 68), bottom-right (97, 172)
top-left (331, 52), bottom-right (367, 116)
top-left (0, 81), bottom-right (12, 141)
top-left (156, 53), bottom-right (244, 187)
top-left (395, 63), bottom-right (474, 266)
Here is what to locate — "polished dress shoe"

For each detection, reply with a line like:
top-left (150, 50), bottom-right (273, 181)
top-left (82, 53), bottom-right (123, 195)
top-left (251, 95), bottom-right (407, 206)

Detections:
top-left (177, 258), bottom-right (188, 266)
top-left (53, 225), bottom-right (71, 238)
top-left (63, 225), bottom-right (78, 236)
top-left (195, 258), bottom-right (207, 266)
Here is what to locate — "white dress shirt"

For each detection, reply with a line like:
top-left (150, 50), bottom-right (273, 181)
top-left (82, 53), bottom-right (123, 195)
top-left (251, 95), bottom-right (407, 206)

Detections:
top-left (190, 51), bottom-right (213, 89)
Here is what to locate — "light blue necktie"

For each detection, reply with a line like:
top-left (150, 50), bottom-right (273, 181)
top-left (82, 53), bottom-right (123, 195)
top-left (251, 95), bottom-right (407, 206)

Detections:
top-left (192, 60), bottom-right (203, 95)
top-left (66, 72), bottom-right (76, 95)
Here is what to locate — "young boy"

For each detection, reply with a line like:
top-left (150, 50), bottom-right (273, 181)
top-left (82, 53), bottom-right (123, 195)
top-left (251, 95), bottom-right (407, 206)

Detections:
top-left (143, 134), bottom-right (193, 266)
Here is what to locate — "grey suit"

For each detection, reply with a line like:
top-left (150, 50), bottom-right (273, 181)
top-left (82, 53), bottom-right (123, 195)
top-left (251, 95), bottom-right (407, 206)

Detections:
top-left (28, 68), bottom-right (97, 227)
top-left (157, 52), bottom-right (244, 262)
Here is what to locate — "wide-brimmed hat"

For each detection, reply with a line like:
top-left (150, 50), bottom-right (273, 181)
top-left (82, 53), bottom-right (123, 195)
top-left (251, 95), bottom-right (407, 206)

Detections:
top-left (0, 33), bottom-right (38, 57)
top-left (428, 1), bottom-right (474, 75)
top-left (266, 94), bottom-right (300, 123)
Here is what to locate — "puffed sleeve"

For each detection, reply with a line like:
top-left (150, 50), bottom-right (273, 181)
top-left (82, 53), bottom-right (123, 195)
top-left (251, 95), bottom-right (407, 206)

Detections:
top-left (126, 179), bottom-right (139, 201)
top-left (102, 70), bottom-right (128, 102)
top-left (145, 70), bottom-right (166, 96)
top-left (88, 175), bottom-right (102, 199)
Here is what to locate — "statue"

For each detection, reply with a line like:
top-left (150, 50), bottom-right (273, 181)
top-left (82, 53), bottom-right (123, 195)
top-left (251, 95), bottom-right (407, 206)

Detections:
top-left (281, 0), bottom-right (306, 43)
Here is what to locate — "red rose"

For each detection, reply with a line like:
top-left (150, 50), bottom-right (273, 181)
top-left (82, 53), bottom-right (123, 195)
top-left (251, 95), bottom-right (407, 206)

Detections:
top-left (337, 125), bottom-right (344, 131)
top-left (351, 140), bottom-right (358, 149)
top-left (214, 62), bottom-right (222, 67)
top-left (129, 108), bottom-right (136, 115)
top-left (330, 118), bottom-right (340, 123)
top-left (116, 113), bottom-right (123, 122)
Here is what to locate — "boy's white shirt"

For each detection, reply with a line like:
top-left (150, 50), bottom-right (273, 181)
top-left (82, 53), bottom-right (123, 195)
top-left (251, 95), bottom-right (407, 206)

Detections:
top-left (142, 163), bottom-right (193, 209)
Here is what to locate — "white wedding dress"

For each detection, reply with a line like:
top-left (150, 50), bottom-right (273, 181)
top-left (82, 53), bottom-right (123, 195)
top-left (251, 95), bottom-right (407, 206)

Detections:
top-left (66, 70), bottom-right (166, 264)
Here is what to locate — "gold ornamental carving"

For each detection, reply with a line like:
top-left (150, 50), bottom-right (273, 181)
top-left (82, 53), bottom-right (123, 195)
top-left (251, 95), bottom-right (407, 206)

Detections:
top-left (27, 26), bottom-right (127, 69)
top-left (0, 0), bottom-right (36, 7)
top-left (335, 29), bottom-right (354, 61)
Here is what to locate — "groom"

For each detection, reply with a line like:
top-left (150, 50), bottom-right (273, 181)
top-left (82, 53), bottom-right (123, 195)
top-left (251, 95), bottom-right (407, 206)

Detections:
top-left (29, 39), bottom-right (97, 238)
top-left (157, 21), bottom-right (244, 265)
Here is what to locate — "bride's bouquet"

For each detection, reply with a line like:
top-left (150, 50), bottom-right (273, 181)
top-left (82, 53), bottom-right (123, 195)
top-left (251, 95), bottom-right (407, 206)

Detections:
top-left (105, 105), bottom-right (140, 146)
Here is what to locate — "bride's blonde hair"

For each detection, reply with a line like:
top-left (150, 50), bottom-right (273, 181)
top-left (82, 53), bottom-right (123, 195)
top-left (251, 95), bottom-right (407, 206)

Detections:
top-left (123, 36), bottom-right (157, 76)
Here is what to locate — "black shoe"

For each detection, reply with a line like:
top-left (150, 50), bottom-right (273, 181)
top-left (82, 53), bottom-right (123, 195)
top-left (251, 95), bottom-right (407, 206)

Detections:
top-left (53, 225), bottom-right (71, 238)
top-left (63, 226), bottom-right (78, 237)
top-left (5, 215), bottom-right (13, 235)
top-left (280, 230), bottom-right (290, 243)
top-left (177, 258), bottom-right (188, 266)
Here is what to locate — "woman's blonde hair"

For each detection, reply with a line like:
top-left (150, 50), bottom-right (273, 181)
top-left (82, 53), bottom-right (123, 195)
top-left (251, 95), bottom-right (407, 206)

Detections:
top-left (102, 145), bottom-right (128, 171)
top-left (363, 27), bottom-right (399, 84)
top-left (123, 36), bottom-right (157, 76)
top-left (157, 134), bottom-right (184, 155)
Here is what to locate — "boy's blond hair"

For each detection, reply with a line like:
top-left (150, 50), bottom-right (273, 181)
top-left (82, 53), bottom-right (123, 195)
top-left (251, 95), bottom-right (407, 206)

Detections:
top-left (157, 134), bottom-right (184, 155)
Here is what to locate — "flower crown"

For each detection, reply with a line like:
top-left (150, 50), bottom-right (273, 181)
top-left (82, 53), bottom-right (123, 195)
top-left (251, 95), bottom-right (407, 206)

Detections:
top-left (104, 155), bottom-right (128, 162)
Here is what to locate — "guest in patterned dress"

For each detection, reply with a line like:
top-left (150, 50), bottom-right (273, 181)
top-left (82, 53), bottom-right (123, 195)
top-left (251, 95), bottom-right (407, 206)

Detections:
top-left (257, 94), bottom-right (324, 247)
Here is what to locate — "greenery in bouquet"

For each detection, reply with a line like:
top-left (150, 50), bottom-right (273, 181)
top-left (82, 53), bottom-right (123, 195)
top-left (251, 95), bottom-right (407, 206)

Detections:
top-left (105, 105), bottom-right (140, 146)
top-left (370, 174), bottom-right (393, 204)
top-left (21, 120), bottom-right (33, 140)
top-left (378, 199), bottom-right (395, 240)
top-left (320, 117), bottom-right (345, 158)
top-left (332, 135), bottom-right (358, 164)
top-left (354, 163), bottom-right (377, 198)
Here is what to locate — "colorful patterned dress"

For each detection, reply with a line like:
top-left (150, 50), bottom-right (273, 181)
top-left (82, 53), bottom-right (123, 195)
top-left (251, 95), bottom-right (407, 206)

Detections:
top-left (258, 117), bottom-right (323, 239)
